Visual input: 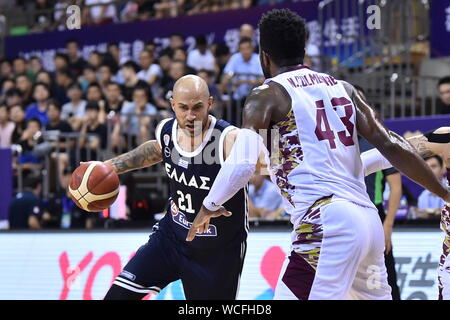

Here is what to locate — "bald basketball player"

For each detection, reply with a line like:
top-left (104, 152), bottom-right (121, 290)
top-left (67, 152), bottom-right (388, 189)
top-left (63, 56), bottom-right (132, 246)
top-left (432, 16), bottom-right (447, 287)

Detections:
top-left (102, 75), bottom-right (249, 300)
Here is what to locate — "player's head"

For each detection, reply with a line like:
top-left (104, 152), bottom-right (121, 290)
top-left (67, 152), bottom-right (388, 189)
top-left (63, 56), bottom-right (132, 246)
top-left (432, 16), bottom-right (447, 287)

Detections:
top-left (258, 8), bottom-right (307, 78)
top-left (170, 75), bottom-right (212, 137)
top-left (424, 155), bottom-right (445, 179)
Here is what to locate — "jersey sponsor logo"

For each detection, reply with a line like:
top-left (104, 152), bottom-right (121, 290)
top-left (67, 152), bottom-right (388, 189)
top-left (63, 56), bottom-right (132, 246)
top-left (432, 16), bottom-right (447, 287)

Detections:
top-left (164, 163), bottom-right (210, 190)
top-left (170, 200), bottom-right (217, 236)
top-left (164, 146), bottom-right (171, 157)
top-left (163, 134), bottom-right (170, 146)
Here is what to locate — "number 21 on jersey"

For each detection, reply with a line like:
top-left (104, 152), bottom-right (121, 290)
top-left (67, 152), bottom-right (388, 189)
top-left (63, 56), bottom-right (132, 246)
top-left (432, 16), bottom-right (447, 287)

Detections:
top-left (177, 190), bottom-right (195, 214)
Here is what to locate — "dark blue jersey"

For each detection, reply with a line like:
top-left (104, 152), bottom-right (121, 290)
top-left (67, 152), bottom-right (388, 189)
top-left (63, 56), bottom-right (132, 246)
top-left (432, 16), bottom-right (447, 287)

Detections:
top-left (156, 116), bottom-right (248, 250)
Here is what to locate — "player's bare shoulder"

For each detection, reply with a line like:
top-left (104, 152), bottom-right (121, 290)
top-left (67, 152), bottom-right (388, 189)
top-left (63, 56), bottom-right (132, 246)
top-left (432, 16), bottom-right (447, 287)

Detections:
top-left (338, 80), bottom-right (358, 100)
top-left (155, 117), bottom-right (173, 147)
top-left (243, 81), bottom-right (291, 128)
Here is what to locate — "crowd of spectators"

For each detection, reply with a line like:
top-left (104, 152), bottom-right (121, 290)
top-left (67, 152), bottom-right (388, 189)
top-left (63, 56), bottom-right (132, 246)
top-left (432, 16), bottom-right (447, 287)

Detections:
top-left (1, 0), bottom-right (305, 34)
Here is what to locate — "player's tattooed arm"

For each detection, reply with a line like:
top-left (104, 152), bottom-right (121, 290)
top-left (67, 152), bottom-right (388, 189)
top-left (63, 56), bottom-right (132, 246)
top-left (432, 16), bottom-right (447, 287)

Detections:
top-left (105, 140), bottom-right (163, 174)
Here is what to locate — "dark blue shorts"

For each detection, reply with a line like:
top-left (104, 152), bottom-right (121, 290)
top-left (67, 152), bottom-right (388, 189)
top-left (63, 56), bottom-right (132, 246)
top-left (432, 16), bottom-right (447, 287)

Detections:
top-left (112, 228), bottom-right (247, 300)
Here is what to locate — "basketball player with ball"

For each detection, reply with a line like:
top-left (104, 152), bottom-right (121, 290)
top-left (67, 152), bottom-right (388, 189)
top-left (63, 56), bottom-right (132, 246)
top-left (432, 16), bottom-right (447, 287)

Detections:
top-left (71, 74), bottom-right (254, 300)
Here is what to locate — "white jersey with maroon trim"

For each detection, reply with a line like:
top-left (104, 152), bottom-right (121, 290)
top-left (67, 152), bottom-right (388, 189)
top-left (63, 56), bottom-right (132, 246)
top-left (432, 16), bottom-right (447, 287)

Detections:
top-left (264, 66), bottom-right (376, 233)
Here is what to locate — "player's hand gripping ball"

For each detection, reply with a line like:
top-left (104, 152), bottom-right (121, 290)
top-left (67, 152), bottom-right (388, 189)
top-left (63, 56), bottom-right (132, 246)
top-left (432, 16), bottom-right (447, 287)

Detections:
top-left (68, 161), bottom-right (119, 212)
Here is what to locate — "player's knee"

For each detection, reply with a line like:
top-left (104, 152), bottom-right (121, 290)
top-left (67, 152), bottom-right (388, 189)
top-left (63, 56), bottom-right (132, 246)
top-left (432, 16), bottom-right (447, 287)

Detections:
top-left (103, 284), bottom-right (146, 300)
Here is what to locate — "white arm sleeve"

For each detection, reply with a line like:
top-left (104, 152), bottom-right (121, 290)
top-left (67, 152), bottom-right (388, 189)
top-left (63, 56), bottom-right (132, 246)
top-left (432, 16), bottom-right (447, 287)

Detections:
top-left (361, 148), bottom-right (393, 176)
top-left (203, 128), bottom-right (268, 211)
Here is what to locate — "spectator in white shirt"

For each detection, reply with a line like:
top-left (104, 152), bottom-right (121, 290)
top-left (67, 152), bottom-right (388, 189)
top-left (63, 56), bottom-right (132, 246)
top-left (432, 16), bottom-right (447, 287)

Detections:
top-left (119, 86), bottom-right (157, 148)
top-left (137, 50), bottom-right (162, 86)
top-left (415, 155), bottom-right (447, 218)
top-left (221, 37), bottom-right (264, 100)
top-left (248, 175), bottom-right (285, 220)
top-left (61, 82), bottom-right (87, 131)
top-left (187, 35), bottom-right (215, 72)
top-left (83, 0), bottom-right (118, 25)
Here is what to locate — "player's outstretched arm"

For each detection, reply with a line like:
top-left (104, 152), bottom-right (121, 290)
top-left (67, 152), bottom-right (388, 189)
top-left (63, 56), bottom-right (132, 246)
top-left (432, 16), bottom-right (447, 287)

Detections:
top-left (409, 127), bottom-right (450, 167)
top-left (104, 140), bottom-right (163, 175)
top-left (361, 127), bottom-right (450, 176)
top-left (343, 81), bottom-right (450, 202)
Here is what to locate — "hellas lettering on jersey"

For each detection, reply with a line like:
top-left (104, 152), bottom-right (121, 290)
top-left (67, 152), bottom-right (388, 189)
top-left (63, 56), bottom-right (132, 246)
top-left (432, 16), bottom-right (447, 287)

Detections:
top-left (164, 163), bottom-right (210, 190)
top-left (170, 200), bottom-right (217, 236)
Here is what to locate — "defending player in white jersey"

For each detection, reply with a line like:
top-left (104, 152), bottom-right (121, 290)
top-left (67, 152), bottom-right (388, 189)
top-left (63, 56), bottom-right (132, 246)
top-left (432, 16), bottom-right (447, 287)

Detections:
top-left (408, 128), bottom-right (450, 300)
top-left (186, 9), bottom-right (450, 300)
top-left (361, 127), bottom-right (450, 299)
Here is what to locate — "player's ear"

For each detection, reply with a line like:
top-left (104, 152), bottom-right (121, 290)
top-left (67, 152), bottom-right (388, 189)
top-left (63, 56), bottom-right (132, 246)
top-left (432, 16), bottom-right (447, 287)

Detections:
top-left (261, 50), bottom-right (268, 64)
top-left (207, 96), bottom-right (213, 110)
top-left (169, 96), bottom-right (175, 112)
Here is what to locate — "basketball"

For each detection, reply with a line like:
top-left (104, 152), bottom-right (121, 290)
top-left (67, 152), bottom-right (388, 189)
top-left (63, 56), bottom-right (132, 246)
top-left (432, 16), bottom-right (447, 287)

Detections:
top-left (68, 161), bottom-right (120, 212)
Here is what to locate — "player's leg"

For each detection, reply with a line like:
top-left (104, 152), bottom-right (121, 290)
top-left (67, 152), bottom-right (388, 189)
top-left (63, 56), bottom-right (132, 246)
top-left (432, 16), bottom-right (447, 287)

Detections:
top-left (438, 237), bottom-right (450, 300)
top-left (104, 227), bottom-right (180, 300)
top-left (384, 248), bottom-right (401, 300)
top-left (180, 240), bottom-right (247, 300)
top-left (376, 204), bottom-right (401, 299)
top-left (347, 206), bottom-right (391, 300)
top-left (308, 200), bottom-right (378, 299)
top-left (274, 199), bottom-right (377, 300)
top-left (273, 251), bottom-right (316, 300)
top-left (274, 199), bottom-right (325, 300)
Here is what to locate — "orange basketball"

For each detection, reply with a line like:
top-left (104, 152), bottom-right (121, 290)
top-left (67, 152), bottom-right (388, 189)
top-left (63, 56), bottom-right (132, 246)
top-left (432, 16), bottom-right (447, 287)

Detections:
top-left (68, 161), bottom-right (120, 212)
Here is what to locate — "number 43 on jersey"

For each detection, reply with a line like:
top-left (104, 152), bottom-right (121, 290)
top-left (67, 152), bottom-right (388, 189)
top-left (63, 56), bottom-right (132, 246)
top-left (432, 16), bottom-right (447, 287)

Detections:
top-left (314, 97), bottom-right (355, 149)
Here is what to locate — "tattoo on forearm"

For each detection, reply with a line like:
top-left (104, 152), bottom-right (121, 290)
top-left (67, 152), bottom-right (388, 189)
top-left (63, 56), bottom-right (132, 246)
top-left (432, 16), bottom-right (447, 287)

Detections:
top-left (408, 135), bottom-right (434, 158)
top-left (109, 141), bottom-right (162, 174)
